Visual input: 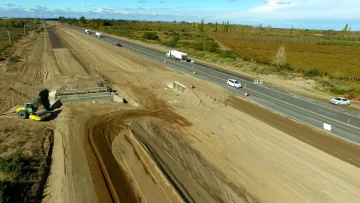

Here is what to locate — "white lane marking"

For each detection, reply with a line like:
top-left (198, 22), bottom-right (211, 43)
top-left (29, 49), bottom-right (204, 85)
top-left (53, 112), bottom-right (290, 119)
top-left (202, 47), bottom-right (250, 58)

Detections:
top-left (190, 61), bottom-right (360, 119)
top-left (266, 92), bottom-right (287, 99)
top-left (316, 108), bottom-right (340, 117)
top-left (307, 116), bottom-right (324, 123)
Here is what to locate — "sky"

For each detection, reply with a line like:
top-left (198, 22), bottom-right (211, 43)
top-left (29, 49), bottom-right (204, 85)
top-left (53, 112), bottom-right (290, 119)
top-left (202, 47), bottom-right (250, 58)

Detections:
top-left (1, 0), bottom-right (359, 30)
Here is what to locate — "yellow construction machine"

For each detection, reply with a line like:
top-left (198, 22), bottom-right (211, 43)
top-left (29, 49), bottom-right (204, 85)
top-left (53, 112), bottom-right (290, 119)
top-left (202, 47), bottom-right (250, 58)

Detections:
top-left (16, 100), bottom-right (51, 121)
top-left (15, 89), bottom-right (52, 121)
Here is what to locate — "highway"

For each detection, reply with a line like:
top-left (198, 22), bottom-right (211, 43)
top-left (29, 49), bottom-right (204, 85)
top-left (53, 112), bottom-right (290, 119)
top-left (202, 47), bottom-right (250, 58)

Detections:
top-left (66, 25), bottom-right (360, 145)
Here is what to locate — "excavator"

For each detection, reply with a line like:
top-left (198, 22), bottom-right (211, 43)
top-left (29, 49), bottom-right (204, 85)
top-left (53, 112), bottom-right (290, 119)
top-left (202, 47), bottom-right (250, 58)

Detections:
top-left (15, 89), bottom-right (52, 121)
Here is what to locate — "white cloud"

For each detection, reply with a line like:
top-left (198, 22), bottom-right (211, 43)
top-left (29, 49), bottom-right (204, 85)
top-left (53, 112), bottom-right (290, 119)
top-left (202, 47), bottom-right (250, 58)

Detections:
top-left (227, 0), bottom-right (360, 20)
top-left (4, 3), bottom-right (17, 7)
top-left (23, 8), bottom-right (34, 13)
top-left (0, 0), bottom-right (359, 30)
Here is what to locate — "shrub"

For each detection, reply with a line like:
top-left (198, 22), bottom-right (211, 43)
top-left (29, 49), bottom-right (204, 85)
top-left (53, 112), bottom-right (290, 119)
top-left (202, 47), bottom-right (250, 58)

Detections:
top-left (344, 92), bottom-right (359, 100)
top-left (7, 55), bottom-right (20, 64)
top-left (329, 87), bottom-right (352, 95)
top-left (221, 50), bottom-right (236, 58)
top-left (161, 40), bottom-right (175, 47)
top-left (0, 153), bottom-right (46, 202)
top-left (278, 63), bottom-right (293, 71)
top-left (194, 43), bottom-right (204, 51)
top-left (304, 68), bottom-right (322, 77)
top-left (208, 47), bottom-right (221, 53)
top-left (142, 32), bottom-right (159, 40)
top-left (35, 27), bottom-right (44, 33)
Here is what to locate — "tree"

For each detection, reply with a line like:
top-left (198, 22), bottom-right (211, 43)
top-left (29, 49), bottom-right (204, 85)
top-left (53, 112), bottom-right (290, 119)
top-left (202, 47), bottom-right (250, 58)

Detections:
top-left (192, 22), bottom-right (196, 30)
top-left (172, 34), bottom-right (180, 47)
top-left (80, 16), bottom-right (86, 24)
top-left (273, 46), bottom-right (286, 68)
top-left (341, 23), bottom-right (351, 40)
top-left (198, 19), bottom-right (204, 32)
top-left (59, 16), bottom-right (66, 23)
top-left (6, 31), bottom-right (11, 46)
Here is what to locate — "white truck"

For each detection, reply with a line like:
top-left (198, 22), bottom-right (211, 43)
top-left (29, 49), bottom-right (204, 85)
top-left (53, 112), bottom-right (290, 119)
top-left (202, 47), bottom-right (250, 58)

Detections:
top-left (166, 50), bottom-right (188, 61)
top-left (95, 32), bottom-right (102, 38)
top-left (85, 29), bottom-right (91, 34)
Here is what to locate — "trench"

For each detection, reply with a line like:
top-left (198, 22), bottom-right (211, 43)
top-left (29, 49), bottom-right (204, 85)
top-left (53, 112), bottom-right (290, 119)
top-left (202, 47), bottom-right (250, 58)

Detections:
top-left (35, 130), bottom-right (54, 202)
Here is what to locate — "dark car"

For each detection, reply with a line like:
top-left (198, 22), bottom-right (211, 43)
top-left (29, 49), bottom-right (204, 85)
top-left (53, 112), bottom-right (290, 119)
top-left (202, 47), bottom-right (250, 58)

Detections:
top-left (113, 43), bottom-right (122, 47)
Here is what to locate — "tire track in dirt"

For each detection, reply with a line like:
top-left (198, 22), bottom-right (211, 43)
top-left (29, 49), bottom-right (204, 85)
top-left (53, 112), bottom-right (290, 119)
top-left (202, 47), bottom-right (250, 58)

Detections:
top-left (0, 87), bottom-right (29, 114)
top-left (46, 27), bottom-right (95, 77)
top-left (89, 125), bottom-right (138, 203)
top-left (50, 27), bottom-right (98, 77)
top-left (85, 85), bottom-right (192, 202)
top-left (47, 28), bottom-right (64, 49)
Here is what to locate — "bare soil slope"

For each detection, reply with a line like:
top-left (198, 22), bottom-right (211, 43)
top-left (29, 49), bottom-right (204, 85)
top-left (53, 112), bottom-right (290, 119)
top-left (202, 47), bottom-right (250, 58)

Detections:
top-left (44, 25), bottom-right (360, 203)
top-left (2, 22), bottom-right (359, 203)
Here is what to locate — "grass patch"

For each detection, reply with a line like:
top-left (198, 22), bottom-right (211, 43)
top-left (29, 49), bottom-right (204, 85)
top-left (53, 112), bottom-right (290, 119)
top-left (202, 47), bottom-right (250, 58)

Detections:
top-left (221, 50), bottom-right (237, 58)
top-left (0, 29), bottom-right (25, 54)
top-left (35, 27), bottom-right (44, 34)
top-left (7, 55), bottom-right (20, 65)
top-left (303, 68), bottom-right (323, 77)
top-left (142, 32), bottom-right (159, 40)
top-left (209, 32), bottom-right (360, 79)
top-left (0, 152), bottom-right (45, 203)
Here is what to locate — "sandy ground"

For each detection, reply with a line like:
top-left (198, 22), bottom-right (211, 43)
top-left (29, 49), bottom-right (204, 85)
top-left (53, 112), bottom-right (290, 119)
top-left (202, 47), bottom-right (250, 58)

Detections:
top-left (1, 22), bottom-right (360, 203)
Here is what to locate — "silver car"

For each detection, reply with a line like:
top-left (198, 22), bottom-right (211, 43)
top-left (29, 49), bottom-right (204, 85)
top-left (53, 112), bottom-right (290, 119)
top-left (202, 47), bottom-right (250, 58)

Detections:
top-left (227, 79), bottom-right (242, 88)
top-left (330, 97), bottom-right (350, 105)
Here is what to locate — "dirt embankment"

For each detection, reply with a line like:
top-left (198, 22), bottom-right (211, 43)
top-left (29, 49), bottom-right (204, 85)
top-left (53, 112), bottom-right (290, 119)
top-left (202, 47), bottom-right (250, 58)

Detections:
top-left (19, 23), bottom-right (359, 203)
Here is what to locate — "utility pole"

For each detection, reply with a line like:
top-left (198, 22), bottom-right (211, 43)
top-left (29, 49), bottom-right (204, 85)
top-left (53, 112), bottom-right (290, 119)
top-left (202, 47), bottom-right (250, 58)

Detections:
top-left (203, 34), bottom-right (206, 53)
top-left (7, 31), bottom-right (11, 46)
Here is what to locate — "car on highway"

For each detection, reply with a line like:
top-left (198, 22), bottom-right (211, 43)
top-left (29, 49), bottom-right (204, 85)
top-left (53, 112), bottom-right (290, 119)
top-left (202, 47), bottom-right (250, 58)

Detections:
top-left (227, 79), bottom-right (242, 88)
top-left (113, 43), bottom-right (122, 47)
top-left (330, 97), bottom-right (350, 105)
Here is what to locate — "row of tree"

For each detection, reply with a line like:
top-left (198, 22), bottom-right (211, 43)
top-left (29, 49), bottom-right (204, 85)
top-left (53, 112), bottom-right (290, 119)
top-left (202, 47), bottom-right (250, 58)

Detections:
top-left (57, 16), bottom-right (359, 45)
top-left (213, 21), bottom-right (360, 43)
top-left (0, 18), bottom-right (39, 28)
top-left (59, 16), bottom-right (148, 27)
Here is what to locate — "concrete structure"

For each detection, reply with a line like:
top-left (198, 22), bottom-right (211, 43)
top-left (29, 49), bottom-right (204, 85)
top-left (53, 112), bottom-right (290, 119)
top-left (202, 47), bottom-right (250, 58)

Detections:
top-left (167, 81), bottom-right (186, 93)
top-left (49, 87), bottom-right (125, 109)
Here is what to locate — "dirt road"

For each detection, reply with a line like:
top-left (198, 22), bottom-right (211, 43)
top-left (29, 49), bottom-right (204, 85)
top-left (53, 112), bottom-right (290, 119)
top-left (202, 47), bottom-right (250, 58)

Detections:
top-left (2, 22), bottom-right (359, 203)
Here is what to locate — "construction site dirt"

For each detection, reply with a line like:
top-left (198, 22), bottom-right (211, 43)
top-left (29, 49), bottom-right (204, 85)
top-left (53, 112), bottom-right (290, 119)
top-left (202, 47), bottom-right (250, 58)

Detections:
top-left (1, 22), bottom-right (360, 203)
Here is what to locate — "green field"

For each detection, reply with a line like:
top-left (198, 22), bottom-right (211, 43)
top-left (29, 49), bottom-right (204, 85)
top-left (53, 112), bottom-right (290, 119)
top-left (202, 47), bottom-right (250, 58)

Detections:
top-left (0, 28), bottom-right (25, 54)
top-left (0, 18), bottom-right (39, 57)
top-left (209, 32), bottom-right (360, 79)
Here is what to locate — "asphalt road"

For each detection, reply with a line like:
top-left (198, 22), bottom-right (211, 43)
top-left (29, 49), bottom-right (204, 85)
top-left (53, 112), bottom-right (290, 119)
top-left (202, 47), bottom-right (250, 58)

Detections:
top-left (64, 25), bottom-right (360, 145)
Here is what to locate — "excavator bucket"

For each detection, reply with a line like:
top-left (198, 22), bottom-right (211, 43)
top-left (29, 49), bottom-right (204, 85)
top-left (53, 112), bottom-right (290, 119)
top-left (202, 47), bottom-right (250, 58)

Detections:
top-left (29, 109), bottom-right (51, 121)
